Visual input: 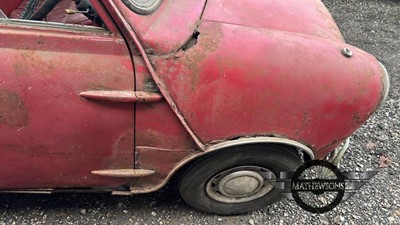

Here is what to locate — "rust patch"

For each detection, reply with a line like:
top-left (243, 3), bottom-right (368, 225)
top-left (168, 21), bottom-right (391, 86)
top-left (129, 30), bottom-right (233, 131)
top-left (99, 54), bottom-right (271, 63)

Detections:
top-left (86, 83), bottom-right (113, 91)
top-left (143, 77), bottom-right (159, 92)
top-left (180, 24), bottom-right (224, 90)
top-left (351, 112), bottom-right (364, 128)
top-left (12, 64), bottom-right (24, 76)
top-left (84, 62), bottom-right (133, 91)
top-left (37, 36), bottom-right (45, 45)
top-left (197, 25), bottom-right (223, 53)
top-left (12, 50), bottom-right (59, 77)
top-left (0, 89), bottom-right (28, 127)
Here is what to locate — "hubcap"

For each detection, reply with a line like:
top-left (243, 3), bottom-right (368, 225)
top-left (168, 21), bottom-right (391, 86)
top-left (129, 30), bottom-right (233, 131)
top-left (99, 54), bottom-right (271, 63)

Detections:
top-left (206, 166), bottom-right (276, 203)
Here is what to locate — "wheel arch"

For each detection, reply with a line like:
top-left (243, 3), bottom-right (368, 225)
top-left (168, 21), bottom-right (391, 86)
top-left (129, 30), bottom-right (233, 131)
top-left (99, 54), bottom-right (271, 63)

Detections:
top-left (203, 137), bottom-right (315, 161)
top-left (130, 137), bottom-right (314, 194)
top-left (174, 137), bottom-right (314, 177)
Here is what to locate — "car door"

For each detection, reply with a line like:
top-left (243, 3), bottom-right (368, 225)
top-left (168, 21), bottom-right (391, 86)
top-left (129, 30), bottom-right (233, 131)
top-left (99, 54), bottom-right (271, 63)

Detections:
top-left (0, 19), bottom-right (135, 189)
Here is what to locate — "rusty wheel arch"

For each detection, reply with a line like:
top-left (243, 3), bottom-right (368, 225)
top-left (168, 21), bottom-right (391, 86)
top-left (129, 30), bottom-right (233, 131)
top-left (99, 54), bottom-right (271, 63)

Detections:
top-left (175, 138), bottom-right (315, 174)
top-left (203, 137), bottom-right (315, 161)
top-left (129, 138), bottom-right (315, 194)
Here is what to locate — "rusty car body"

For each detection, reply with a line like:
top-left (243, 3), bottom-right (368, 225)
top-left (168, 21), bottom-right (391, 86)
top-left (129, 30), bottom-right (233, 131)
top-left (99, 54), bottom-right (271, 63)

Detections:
top-left (0, 0), bottom-right (389, 214)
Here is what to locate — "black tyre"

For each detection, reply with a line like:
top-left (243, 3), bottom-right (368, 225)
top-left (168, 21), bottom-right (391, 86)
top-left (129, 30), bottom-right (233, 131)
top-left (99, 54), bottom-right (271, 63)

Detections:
top-left (178, 145), bottom-right (301, 215)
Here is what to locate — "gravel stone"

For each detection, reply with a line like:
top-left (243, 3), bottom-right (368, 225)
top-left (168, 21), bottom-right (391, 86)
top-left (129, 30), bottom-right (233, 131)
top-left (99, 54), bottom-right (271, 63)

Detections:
top-left (79, 209), bottom-right (87, 215)
top-left (320, 215), bottom-right (330, 225)
top-left (248, 218), bottom-right (255, 225)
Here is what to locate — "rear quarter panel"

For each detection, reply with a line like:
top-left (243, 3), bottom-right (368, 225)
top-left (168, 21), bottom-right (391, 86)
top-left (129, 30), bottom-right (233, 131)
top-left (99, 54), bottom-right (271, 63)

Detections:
top-left (150, 21), bottom-right (384, 158)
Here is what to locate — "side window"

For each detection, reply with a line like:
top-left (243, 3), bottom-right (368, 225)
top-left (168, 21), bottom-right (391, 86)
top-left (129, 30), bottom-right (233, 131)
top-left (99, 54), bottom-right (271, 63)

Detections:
top-left (0, 0), bottom-right (103, 27)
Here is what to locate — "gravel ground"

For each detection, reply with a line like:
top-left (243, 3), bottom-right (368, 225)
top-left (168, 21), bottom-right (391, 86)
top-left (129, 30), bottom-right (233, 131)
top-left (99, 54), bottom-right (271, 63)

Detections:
top-left (1, 0), bottom-right (399, 224)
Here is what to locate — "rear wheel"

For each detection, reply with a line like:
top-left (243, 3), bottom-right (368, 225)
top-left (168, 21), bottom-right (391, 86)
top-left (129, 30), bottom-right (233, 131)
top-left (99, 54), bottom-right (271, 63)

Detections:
top-left (178, 145), bottom-right (301, 215)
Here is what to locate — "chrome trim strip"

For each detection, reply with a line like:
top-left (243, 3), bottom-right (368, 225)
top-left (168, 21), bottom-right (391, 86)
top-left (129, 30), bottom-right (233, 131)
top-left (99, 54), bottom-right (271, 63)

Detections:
top-left (378, 62), bottom-right (390, 109)
top-left (327, 138), bottom-right (350, 167)
top-left (0, 189), bottom-right (52, 194)
top-left (205, 137), bottom-right (315, 160)
top-left (0, 18), bottom-right (108, 33)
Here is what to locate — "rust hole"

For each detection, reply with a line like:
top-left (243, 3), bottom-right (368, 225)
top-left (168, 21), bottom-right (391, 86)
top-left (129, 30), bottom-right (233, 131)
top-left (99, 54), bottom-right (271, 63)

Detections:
top-left (182, 31), bottom-right (200, 51)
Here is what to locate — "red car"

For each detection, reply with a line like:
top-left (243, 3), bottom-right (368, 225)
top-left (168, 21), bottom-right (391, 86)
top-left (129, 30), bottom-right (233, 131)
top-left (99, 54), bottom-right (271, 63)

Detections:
top-left (0, 0), bottom-right (389, 214)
